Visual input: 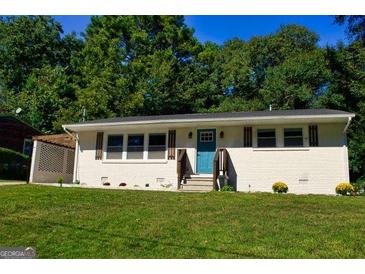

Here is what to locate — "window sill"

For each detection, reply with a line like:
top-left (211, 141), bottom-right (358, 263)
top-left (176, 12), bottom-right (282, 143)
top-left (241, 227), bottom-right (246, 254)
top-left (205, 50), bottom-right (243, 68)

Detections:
top-left (102, 160), bottom-right (168, 164)
top-left (253, 147), bottom-right (310, 152)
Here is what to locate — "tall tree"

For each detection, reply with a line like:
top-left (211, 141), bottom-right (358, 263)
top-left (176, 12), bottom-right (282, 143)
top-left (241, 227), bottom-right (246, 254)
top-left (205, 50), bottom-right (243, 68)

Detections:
top-left (316, 41), bottom-right (365, 180)
top-left (6, 66), bottom-right (75, 133)
top-left (0, 16), bottom-right (64, 91)
top-left (77, 15), bottom-right (201, 119)
top-left (260, 49), bottom-right (330, 109)
top-left (335, 15), bottom-right (365, 42)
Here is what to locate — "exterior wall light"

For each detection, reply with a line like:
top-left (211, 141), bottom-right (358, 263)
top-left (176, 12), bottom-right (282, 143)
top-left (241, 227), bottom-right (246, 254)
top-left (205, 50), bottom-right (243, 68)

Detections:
top-left (188, 132), bottom-right (193, 139)
top-left (220, 131), bottom-right (224, 138)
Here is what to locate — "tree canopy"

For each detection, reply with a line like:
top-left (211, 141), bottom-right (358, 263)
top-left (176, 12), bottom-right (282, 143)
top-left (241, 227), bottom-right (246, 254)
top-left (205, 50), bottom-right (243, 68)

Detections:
top-left (0, 15), bottom-right (364, 181)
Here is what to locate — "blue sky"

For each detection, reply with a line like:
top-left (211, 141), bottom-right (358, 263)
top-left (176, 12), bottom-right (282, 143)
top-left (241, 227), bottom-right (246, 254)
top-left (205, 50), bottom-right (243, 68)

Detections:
top-left (54, 15), bottom-right (347, 47)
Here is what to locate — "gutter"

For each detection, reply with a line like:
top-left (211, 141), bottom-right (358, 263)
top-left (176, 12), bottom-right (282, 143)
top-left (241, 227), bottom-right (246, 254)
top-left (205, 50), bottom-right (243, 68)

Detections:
top-left (62, 126), bottom-right (80, 183)
top-left (62, 125), bottom-right (79, 142)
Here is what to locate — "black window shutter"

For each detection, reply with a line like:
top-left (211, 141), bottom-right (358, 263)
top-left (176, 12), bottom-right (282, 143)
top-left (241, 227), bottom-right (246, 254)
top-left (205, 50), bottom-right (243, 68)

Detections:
top-left (309, 125), bottom-right (318, 146)
top-left (95, 132), bottom-right (104, 160)
top-left (243, 127), bottom-right (252, 147)
top-left (168, 130), bottom-right (176, 160)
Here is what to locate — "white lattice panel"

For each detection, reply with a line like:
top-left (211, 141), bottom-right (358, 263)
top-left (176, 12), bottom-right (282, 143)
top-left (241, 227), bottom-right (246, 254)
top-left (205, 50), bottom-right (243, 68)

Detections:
top-left (66, 149), bottom-right (75, 174)
top-left (31, 141), bottom-right (75, 184)
top-left (38, 143), bottom-right (65, 173)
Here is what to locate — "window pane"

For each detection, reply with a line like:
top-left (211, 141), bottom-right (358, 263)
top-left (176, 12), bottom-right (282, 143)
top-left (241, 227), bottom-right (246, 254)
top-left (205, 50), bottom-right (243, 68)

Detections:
top-left (23, 140), bottom-right (33, 156)
top-left (106, 135), bottom-right (123, 159)
top-left (128, 135), bottom-right (144, 146)
top-left (284, 128), bottom-right (302, 137)
top-left (257, 138), bottom-right (276, 147)
top-left (257, 129), bottom-right (276, 147)
top-left (257, 129), bottom-right (275, 138)
top-left (284, 138), bottom-right (303, 147)
top-left (108, 135), bottom-right (123, 147)
top-left (149, 134), bottom-right (166, 146)
top-left (284, 128), bottom-right (303, 147)
top-left (148, 134), bottom-right (166, 159)
top-left (127, 134), bottom-right (144, 159)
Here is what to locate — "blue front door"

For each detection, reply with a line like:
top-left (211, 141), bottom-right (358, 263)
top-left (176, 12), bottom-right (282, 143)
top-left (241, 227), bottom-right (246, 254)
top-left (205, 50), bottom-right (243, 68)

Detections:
top-left (196, 129), bottom-right (216, 174)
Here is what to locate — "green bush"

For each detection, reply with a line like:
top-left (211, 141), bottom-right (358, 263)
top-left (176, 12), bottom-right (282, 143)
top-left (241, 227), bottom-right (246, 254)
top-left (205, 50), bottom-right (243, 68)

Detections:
top-left (272, 182), bottom-right (288, 193)
top-left (351, 181), bottom-right (365, 195)
top-left (57, 176), bottom-right (64, 187)
top-left (221, 184), bottom-right (234, 192)
top-left (0, 147), bottom-right (29, 180)
top-left (335, 182), bottom-right (354, 196)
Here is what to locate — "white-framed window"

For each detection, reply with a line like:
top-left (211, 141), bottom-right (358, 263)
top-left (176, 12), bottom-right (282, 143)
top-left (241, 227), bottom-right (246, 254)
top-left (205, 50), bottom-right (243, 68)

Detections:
top-left (200, 131), bottom-right (214, 142)
top-left (106, 135), bottom-right (123, 159)
top-left (148, 133), bottom-right (166, 159)
top-left (127, 134), bottom-right (144, 159)
top-left (23, 138), bottom-right (33, 156)
top-left (257, 129), bottom-right (276, 147)
top-left (284, 128), bottom-right (303, 147)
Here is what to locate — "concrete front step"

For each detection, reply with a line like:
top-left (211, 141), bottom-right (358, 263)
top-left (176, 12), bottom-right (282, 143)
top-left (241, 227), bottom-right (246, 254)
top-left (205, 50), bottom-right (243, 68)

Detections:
top-left (185, 179), bottom-right (213, 186)
top-left (187, 175), bottom-right (212, 181)
top-left (179, 189), bottom-right (212, 193)
top-left (181, 183), bottom-right (213, 191)
top-left (180, 174), bottom-right (213, 192)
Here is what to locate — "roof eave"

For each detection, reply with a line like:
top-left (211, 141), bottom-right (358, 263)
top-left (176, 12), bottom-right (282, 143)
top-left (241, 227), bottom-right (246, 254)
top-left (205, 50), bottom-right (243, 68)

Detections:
top-left (63, 113), bottom-right (355, 132)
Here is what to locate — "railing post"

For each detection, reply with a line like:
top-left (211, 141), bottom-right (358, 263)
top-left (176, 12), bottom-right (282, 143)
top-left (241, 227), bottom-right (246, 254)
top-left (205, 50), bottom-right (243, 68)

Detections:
top-left (177, 149), bottom-right (187, 190)
top-left (213, 148), bottom-right (230, 191)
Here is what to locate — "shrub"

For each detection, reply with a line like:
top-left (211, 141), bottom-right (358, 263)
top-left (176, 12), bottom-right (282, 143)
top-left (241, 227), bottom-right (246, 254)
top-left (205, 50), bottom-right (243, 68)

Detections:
top-left (0, 147), bottom-right (29, 180)
top-left (351, 181), bottom-right (365, 195)
top-left (272, 182), bottom-right (288, 193)
top-left (335, 182), bottom-right (354, 196)
top-left (221, 184), bottom-right (234, 192)
top-left (57, 176), bottom-right (64, 187)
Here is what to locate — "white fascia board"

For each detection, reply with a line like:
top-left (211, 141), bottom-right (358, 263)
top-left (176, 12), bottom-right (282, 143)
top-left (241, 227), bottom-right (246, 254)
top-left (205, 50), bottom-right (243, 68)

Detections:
top-left (63, 113), bottom-right (355, 132)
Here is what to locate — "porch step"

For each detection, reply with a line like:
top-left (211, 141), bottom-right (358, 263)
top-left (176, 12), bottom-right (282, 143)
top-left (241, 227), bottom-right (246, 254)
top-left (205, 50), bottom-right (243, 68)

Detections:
top-left (187, 175), bottom-right (212, 181)
top-left (185, 179), bottom-right (212, 186)
top-left (180, 175), bottom-right (213, 192)
top-left (179, 189), bottom-right (211, 193)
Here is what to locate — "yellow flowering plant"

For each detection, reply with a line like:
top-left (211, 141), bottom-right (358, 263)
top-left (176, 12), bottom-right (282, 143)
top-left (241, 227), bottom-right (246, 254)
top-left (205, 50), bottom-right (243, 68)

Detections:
top-left (272, 182), bottom-right (288, 193)
top-left (335, 182), bottom-right (354, 196)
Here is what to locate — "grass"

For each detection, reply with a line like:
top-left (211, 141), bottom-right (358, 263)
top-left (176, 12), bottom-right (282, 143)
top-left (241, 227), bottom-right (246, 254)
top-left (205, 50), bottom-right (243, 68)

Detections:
top-left (0, 179), bottom-right (26, 184)
top-left (0, 185), bottom-right (365, 258)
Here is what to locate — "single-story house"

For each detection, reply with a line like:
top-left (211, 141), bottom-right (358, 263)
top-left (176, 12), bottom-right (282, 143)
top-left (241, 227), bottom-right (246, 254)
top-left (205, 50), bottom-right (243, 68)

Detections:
top-left (62, 109), bottom-right (355, 194)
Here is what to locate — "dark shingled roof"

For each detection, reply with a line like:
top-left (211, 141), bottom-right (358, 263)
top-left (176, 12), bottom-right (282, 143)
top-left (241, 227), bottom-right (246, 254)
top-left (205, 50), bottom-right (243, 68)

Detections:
top-left (75, 109), bottom-right (354, 125)
top-left (0, 114), bottom-right (41, 133)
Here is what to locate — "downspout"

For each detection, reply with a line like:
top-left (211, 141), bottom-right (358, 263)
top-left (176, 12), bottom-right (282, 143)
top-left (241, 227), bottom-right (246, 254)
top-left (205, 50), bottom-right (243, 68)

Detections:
top-left (344, 117), bottom-right (352, 133)
top-left (63, 126), bottom-right (79, 183)
top-left (343, 116), bottom-right (352, 183)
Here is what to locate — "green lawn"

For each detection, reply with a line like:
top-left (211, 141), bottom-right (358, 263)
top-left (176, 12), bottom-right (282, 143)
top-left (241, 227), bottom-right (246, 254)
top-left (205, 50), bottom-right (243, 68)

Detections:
top-left (0, 179), bottom-right (26, 185)
top-left (0, 179), bottom-right (26, 183)
top-left (0, 185), bottom-right (364, 258)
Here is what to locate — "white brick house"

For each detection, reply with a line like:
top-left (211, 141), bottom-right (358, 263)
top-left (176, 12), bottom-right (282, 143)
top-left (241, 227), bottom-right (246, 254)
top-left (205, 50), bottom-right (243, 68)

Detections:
top-left (63, 109), bottom-right (354, 194)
